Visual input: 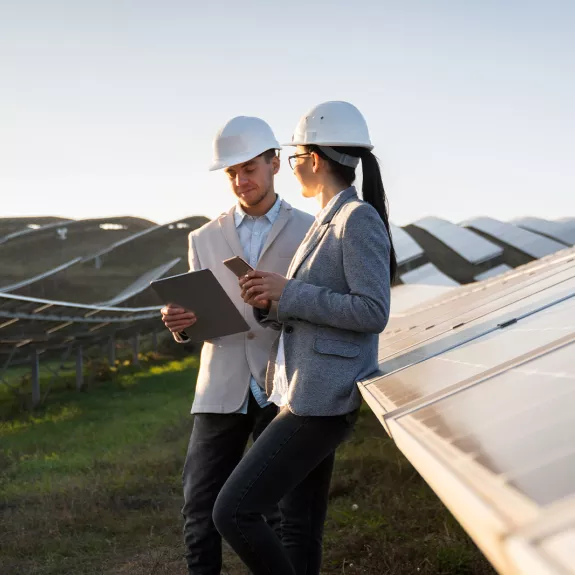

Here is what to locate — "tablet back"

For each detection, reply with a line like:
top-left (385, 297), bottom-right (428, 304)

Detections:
top-left (151, 269), bottom-right (250, 342)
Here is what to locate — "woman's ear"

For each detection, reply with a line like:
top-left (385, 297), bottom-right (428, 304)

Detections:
top-left (311, 151), bottom-right (320, 174)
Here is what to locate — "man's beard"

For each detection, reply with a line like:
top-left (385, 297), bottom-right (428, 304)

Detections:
top-left (238, 187), bottom-right (271, 208)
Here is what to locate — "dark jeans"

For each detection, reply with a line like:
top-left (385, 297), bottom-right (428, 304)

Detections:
top-left (213, 407), bottom-right (358, 575)
top-left (182, 393), bottom-right (278, 575)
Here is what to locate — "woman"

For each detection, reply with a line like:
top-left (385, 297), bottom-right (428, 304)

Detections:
top-left (213, 101), bottom-right (397, 575)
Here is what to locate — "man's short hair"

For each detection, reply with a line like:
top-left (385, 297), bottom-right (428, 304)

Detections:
top-left (260, 149), bottom-right (278, 163)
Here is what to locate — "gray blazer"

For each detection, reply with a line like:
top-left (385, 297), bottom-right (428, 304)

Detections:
top-left (257, 187), bottom-right (391, 416)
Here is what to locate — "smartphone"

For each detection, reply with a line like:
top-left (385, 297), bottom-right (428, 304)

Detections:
top-left (223, 256), bottom-right (254, 278)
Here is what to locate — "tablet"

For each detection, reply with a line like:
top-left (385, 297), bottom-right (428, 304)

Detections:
top-left (150, 269), bottom-right (250, 342)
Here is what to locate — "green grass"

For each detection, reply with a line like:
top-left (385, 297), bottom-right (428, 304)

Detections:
top-left (0, 358), bottom-right (495, 574)
top-left (0, 338), bottom-right (167, 417)
top-left (0, 360), bottom-right (76, 407)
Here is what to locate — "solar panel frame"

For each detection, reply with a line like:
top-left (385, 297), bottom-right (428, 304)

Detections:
top-left (505, 500), bottom-right (575, 574)
top-left (474, 264), bottom-right (513, 281)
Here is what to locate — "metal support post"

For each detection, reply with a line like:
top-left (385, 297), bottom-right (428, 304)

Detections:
top-left (76, 346), bottom-right (84, 390)
top-left (31, 349), bottom-right (40, 407)
top-left (132, 334), bottom-right (140, 366)
top-left (108, 336), bottom-right (116, 367)
top-left (152, 331), bottom-right (158, 353)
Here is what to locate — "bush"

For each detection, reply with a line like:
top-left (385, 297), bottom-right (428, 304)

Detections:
top-left (155, 330), bottom-right (199, 358)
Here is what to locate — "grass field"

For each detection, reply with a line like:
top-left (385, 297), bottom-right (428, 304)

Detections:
top-left (0, 357), bottom-right (495, 574)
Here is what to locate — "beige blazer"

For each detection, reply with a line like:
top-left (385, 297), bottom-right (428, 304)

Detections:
top-left (176, 200), bottom-right (313, 414)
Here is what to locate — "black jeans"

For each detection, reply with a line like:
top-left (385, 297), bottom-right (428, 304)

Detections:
top-left (182, 393), bottom-right (278, 575)
top-left (213, 407), bottom-right (358, 575)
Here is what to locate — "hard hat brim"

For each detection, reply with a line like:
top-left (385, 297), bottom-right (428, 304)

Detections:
top-left (209, 147), bottom-right (281, 172)
top-left (283, 140), bottom-right (374, 151)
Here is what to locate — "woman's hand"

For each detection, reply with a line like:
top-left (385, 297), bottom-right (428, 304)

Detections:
top-left (238, 271), bottom-right (270, 309)
top-left (239, 270), bottom-right (289, 303)
top-left (242, 290), bottom-right (270, 310)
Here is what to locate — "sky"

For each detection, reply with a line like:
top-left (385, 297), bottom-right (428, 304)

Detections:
top-left (1, 0), bottom-right (574, 225)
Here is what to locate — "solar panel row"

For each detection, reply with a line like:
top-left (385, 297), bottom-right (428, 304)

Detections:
top-left (358, 246), bottom-right (575, 574)
top-left (0, 291), bottom-right (161, 362)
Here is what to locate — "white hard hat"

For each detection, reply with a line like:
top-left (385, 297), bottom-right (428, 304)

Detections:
top-left (284, 101), bottom-right (373, 151)
top-left (209, 116), bottom-right (281, 171)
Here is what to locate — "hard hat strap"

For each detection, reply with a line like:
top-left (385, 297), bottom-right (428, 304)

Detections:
top-left (318, 146), bottom-right (360, 168)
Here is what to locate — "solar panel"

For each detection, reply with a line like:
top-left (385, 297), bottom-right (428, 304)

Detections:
top-left (474, 264), bottom-right (513, 281)
top-left (392, 340), bottom-right (575, 507)
top-left (514, 217), bottom-right (575, 246)
top-left (378, 339), bottom-right (575, 574)
top-left (0, 258), bottom-right (83, 292)
top-left (358, 245), bottom-right (575, 575)
top-left (389, 284), bottom-right (456, 314)
top-left (389, 224), bottom-right (425, 266)
top-left (413, 216), bottom-right (503, 264)
top-left (364, 292), bottom-right (575, 414)
top-left (382, 251), bottom-right (575, 342)
top-left (96, 258), bottom-right (180, 306)
top-left (0, 290), bottom-right (160, 356)
top-left (0, 220), bottom-right (74, 245)
top-left (400, 262), bottom-right (460, 286)
top-left (378, 267), bottom-right (575, 367)
top-left (464, 216), bottom-right (566, 259)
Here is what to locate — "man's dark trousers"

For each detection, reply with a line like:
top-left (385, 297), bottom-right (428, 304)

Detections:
top-left (182, 392), bottom-right (278, 574)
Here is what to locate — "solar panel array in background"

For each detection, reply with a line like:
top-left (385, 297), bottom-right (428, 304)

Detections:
top-left (514, 217), bottom-right (575, 246)
top-left (463, 216), bottom-right (566, 259)
top-left (413, 216), bottom-right (503, 264)
top-left (358, 246), bottom-right (575, 575)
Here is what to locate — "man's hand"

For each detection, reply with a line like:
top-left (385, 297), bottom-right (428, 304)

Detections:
top-left (161, 303), bottom-right (197, 333)
top-left (239, 270), bottom-right (288, 304)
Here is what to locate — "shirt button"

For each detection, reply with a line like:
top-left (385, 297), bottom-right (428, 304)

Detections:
top-left (284, 325), bottom-right (294, 334)
top-left (246, 332), bottom-right (256, 340)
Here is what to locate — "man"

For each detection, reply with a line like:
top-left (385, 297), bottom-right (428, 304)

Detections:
top-left (161, 115), bottom-right (313, 575)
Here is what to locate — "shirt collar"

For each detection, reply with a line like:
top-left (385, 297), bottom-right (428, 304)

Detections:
top-left (315, 189), bottom-right (348, 222)
top-left (234, 194), bottom-right (282, 228)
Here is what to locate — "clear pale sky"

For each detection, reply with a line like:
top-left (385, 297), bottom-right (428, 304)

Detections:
top-left (1, 0), bottom-right (573, 225)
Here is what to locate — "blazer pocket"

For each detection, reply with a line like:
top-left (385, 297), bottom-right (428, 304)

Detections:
top-left (313, 337), bottom-right (360, 358)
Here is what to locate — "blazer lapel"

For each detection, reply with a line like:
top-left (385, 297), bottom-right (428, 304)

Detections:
top-left (258, 201), bottom-right (292, 261)
top-left (287, 221), bottom-right (327, 279)
top-left (218, 206), bottom-right (244, 258)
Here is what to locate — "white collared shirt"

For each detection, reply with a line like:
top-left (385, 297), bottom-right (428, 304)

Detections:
top-left (234, 195), bottom-right (282, 266)
top-left (269, 190), bottom-right (346, 408)
top-left (235, 195), bottom-right (282, 413)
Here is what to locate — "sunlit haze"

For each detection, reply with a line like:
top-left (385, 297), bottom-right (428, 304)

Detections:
top-left (1, 0), bottom-right (573, 224)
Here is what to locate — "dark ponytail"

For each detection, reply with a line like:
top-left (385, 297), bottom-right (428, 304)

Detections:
top-left (307, 145), bottom-right (398, 281)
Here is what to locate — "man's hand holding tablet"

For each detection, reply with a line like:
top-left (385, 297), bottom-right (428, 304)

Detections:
top-left (161, 304), bottom-right (196, 334)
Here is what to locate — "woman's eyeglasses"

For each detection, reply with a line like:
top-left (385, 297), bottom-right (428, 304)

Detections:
top-left (288, 153), bottom-right (311, 170)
